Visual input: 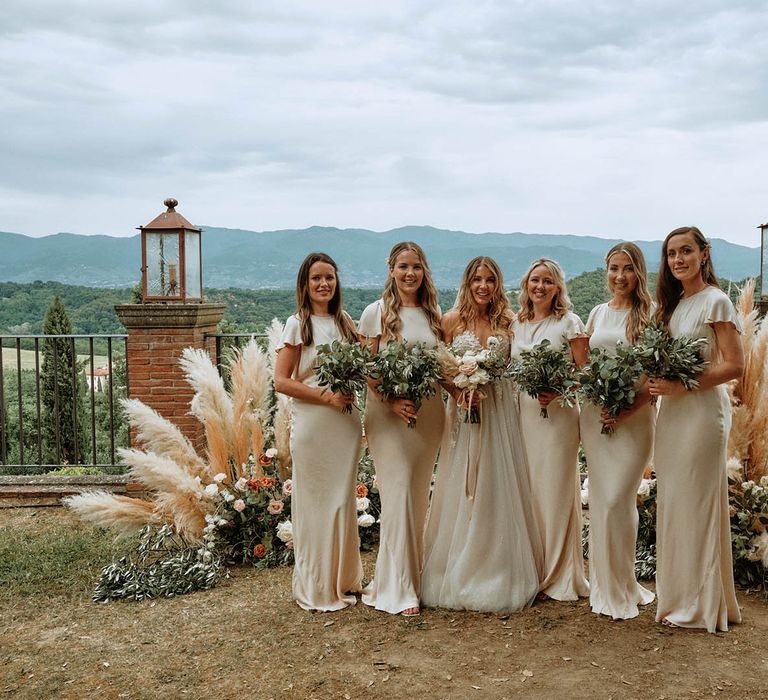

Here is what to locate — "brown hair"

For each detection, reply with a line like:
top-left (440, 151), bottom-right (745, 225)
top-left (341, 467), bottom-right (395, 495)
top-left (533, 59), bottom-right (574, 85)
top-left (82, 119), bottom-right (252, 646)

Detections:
top-left (453, 256), bottom-right (512, 334)
top-left (517, 258), bottom-right (573, 322)
top-left (381, 241), bottom-right (442, 342)
top-left (654, 226), bottom-right (719, 328)
top-left (605, 242), bottom-right (653, 344)
top-left (295, 252), bottom-right (357, 345)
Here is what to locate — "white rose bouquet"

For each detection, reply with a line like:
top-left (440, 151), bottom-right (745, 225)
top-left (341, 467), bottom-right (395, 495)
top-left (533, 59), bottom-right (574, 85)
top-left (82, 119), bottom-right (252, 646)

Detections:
top-left (437, 331), bottom-right (507, 423)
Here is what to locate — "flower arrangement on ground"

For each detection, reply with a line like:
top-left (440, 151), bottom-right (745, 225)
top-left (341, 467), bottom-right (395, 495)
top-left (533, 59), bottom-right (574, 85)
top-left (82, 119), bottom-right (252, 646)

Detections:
top-left (576, 345), bottom-right (644, 435)
top-left (634, 320), bottom-right (709, 404)
top-left (356, 450), bottom-right (381, 550)
top-left (314, 340), bottom-right (372, 413)
top-left (367, 341), bottom-right (442, 428)
top-left (437, 331), bottom-right (507, 423)
top-left (506, 338), bottom-right (576, 418)
top-left (66, 338), bottom-right (294, 600)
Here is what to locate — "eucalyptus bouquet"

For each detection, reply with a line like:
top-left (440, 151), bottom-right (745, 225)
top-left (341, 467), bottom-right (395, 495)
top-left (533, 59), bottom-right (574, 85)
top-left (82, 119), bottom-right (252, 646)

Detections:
top-left (506, 338), bottom-right (577, 418)
top-left (368, 341), bottom-right (442, 428)
top-left (315, 340), bottom-right (372, 413)
top-left (437, 331), bottom-right (507, 423)
top-left (634, 321), bottom-right (709, 404)
top-left (576, 345), bottom-right (644, 435)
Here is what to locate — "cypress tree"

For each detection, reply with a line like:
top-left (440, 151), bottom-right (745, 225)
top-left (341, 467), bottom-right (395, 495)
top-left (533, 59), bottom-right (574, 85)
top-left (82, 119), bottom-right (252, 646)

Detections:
top-left (41, 296), bottom-right (85, 465)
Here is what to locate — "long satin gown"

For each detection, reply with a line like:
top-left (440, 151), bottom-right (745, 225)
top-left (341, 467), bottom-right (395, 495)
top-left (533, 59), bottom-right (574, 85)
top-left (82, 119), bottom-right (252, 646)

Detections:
top-left (359, 300), bottom-right (445, 614)
top-left (279, 314), bottom-right (363, 611)
top-left (580, 303), bottom-right (655, 619)
top-left (510, 312), bottom-right (590, 600)
top-left (654, 286), bottom-right (742, 632)
top-left (421, 332), bottom-right (542, 612)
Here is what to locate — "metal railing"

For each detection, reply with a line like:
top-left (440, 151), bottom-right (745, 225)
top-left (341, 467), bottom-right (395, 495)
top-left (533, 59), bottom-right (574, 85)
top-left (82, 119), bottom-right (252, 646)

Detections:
top-left (208, 332), bottom-right (268, 375)
top-left (0, 334), bottom-right (129, 474)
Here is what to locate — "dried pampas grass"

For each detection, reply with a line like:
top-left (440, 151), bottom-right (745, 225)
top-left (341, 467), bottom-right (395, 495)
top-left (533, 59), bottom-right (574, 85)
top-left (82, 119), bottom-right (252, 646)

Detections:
top-left (64, 491), bottom-right (158, 535)
top-left (728, 280), bottom-right (768, 481)
top-left (229, 340), bottom-right (270, 471)
top-left (273, 393), bottom-right (293, 480)
top-left (266, 318), bottom-right (285, 371)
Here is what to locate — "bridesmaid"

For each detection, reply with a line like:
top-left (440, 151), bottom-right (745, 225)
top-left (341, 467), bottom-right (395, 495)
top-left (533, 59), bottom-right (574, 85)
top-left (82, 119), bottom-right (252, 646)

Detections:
top-left (274, 252), bottom-right (363, 611)
top-left (359, 241), bottom-right (445, 616)
top-left (649, 226), bottom-right (744, 632)
top-left (579, 242), bottom-right (656, 619)
top-left (510, 258), bottom-right (590, 601)
top-left (421, 256), bottom-right (542, 612)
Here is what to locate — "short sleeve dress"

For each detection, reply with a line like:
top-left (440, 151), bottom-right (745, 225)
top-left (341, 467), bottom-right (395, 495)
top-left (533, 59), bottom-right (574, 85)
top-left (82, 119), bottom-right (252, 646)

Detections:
top-left (653, 286), bottom-right (742, 632)
top-left (580, 303), bottom-right (655, 619)
top-left (359, 299), bottom-right (446, 614)
top-left (510, 311), bottom-right (590, 600)
top-left (278, 314), bottom-right (364, 611)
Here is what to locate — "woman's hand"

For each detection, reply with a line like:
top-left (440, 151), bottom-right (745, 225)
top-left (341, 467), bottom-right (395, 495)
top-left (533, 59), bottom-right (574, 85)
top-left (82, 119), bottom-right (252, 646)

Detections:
top-left (647, 377), bottom-right (686, 398)
top-left (388, 397), bottom-right (419, 424)
top-left (324, 392), bottom-right (355, 411)
top-left (538, 390), bottom-right (558, 408)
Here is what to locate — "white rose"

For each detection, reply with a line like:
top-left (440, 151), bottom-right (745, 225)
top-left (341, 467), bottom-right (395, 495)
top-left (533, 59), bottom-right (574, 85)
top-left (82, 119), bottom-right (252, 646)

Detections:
top-left (233, 499), bottom-right (246, 512)
top-left (282, 479), bottom-right (293, 496)
top-left (213, 473), bottom-right (227, 483)
top-left (276, 520), bottom-right (293, 543)
top-left (265, 447), bottom-right (278, 459)
top-left (487, 336), bottom-right (499, 346)
top-left (204, 483), bottom-right (219, 498)
top-left (637, 479), bottom-right (651, 499)
top-left (234, 477), bottom-right (248, 491)
top-left (356, 497), bottom-right (370, 512)
top-left (358, 513), bottom-right (375, 528)
top-left (223, 491), bottom-right (235, 503)
top-left (458, 359), bottom-right (479, 375)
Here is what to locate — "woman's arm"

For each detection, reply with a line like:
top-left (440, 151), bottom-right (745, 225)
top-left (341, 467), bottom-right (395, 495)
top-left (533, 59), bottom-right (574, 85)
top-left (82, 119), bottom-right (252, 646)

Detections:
top-left (273, 344), bottom-right (353, 409)
top-left (648, 322), bottom-right (744, 397)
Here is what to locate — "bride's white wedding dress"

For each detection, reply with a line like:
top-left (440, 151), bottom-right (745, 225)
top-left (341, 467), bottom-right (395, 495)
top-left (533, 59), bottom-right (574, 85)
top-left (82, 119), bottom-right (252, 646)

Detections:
top-left (421, 332), bottom-right (542, 613)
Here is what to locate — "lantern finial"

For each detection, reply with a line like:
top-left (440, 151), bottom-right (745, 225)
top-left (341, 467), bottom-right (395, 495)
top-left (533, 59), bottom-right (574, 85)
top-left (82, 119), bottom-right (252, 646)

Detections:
top-left (164, 197), bottom-right (178, 212)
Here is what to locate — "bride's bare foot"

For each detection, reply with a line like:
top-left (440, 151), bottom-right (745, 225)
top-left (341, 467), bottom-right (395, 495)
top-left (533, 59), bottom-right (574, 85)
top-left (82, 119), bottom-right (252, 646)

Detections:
top-left (401, 606), bottom-right (420, 617)
top-left (661, 618), bottom-right (678, 628)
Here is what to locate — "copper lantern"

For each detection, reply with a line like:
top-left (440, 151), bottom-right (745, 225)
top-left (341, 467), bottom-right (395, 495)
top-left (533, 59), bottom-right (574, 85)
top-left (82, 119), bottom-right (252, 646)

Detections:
top-left (139, 198), bottom-right (203, 302)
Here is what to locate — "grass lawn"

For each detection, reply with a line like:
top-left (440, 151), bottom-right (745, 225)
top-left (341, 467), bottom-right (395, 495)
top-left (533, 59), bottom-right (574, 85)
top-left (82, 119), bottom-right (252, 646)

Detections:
top-left (1, 508), bottom-right (767, 700)
top-left (1, 348), bottom-right (109, 372)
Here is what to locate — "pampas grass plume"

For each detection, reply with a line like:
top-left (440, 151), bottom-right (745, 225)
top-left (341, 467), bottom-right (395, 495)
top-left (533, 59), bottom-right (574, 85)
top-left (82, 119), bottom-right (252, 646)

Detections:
top-left (64, 491), bottom-right (158, 535)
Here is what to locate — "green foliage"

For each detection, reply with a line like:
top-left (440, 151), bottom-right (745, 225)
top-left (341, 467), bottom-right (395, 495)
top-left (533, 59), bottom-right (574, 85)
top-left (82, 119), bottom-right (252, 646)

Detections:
top-left (728, 476), bottom-right (768, 592)
top-left (356, 451), bottom-right (380, 551)
top-left (93, 524), bottom-right (225, 602)
top-left (314, 340), bottom-right (372, 412)
top-left (506, 339), bottom-right (576, 417)
top-left (576, 345), bottom-right (644, 435)
top-left (41, 296), bottom-right (86, 464)
top-left (634, 320), bottom-right (709, 390)
top-left (367, 341), bottom-right (442, 427)
top-left (45, 465), bottom-right (105, 475)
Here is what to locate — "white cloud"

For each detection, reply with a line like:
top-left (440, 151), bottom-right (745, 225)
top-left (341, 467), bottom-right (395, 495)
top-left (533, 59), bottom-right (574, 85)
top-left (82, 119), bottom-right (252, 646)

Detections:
top-left (0, 0), bottom-right (765, 246)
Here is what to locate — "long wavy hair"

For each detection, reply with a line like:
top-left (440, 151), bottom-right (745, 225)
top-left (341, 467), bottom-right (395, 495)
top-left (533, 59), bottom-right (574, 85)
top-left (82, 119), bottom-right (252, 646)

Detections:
top-left (381, 241), bottom-right (442, 342)
top-left (453, 256), bottom-right (512, 334)
top-left (654, 226), bottom-right (720, 328)
top-left (295, 252), bottom-right (357, 346)
top-left (517, 258), bottom-right (573, 322)
top-left (605, 242), bottom-right (653, 344)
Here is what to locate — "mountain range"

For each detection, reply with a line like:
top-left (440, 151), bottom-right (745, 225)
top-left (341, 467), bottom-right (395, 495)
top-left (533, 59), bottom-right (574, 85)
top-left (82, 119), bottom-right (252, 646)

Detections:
top-left (0, 225), bottom-right (759, 288)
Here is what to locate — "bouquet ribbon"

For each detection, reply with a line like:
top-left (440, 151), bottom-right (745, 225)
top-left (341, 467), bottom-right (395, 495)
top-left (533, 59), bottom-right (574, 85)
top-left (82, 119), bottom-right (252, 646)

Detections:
top-left (462, 400), bottom-right (484, 505)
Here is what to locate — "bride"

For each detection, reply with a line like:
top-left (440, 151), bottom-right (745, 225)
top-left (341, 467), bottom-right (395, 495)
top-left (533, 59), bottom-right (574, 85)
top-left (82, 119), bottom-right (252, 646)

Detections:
top-left (421, 256), bottom-right (542, 612)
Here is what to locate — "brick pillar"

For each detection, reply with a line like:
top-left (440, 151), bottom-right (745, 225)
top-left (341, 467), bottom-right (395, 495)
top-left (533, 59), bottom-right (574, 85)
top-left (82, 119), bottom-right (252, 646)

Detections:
top-left (115, 303), bottom-right (226, 453)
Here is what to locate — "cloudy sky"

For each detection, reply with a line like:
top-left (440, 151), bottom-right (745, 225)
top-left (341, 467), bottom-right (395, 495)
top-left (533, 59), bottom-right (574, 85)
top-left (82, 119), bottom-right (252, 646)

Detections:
top-left (1, 1), bottom-right (766, 246)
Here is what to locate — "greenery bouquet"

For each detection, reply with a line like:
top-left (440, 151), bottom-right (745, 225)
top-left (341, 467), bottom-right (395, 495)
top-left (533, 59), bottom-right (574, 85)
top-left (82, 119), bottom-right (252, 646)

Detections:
top-left (367, 341), bottom-right (442, 428)
top-left (577, 345), bottom-right (644, 435)
top-left (634, 321), bottom-right (709, 404)
top-left (437, 331), bottom-right (507, 423)
top-left (314, 340), bottom-right (371, 413)
top-left (506, 338), bottom-right (577, 418)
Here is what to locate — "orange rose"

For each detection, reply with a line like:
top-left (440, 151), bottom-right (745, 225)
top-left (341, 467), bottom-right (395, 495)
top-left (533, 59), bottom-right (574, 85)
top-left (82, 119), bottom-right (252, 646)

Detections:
top-left (260, 476), bottom-right (277, 489)
top-left (246, 478), bottom-right (261, 493)
top-left (356, 483), bottom-right (369, 498)
top-left (253, 543), bottom-right (267, 558)
top-left (258, 453), bottom-right (273, 468)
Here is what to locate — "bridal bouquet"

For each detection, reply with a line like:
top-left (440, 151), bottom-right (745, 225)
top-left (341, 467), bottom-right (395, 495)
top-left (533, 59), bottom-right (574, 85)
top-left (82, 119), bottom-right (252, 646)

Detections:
top-left (437, 331), bottom-right (507, 423)
top-left (368, 341), bottom-right (442, 428)
top-left (576, 345), bottom-right (644, 435)
top-left (634, 321), bottom-right (709, 404)
top-left (314, 340), bottom-right (372, 413)
top-left (506, 338), bottom-right (577, 418)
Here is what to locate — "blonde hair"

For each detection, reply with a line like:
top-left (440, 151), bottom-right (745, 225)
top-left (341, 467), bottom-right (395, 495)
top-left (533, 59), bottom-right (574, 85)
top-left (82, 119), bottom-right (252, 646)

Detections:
top-left (454, 256), bottom-right (512, 333)
top-left (605, 242), bottom-right (652, 344)
top-left (517, 258), bottom-right (572, 322)
top-left (381, 241), bottom-right (442, 342)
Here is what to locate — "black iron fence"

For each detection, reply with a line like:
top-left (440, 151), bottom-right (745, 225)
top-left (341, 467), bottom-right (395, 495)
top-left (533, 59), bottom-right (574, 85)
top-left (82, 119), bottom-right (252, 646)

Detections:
top-left (209, 332), bottom-right (269, 376)
top-left (0, 334), bottom-right (129, 474)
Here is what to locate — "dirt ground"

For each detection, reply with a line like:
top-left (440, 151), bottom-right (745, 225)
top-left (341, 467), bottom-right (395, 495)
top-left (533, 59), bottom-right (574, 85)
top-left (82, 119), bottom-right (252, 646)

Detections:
top-left (1, 509), bottom-right (767, 700)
